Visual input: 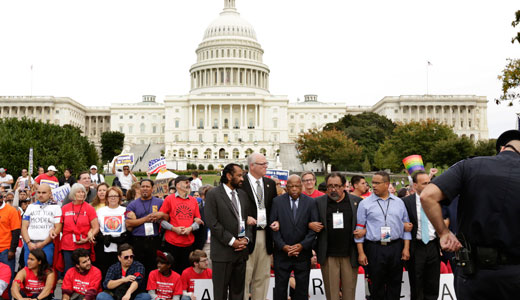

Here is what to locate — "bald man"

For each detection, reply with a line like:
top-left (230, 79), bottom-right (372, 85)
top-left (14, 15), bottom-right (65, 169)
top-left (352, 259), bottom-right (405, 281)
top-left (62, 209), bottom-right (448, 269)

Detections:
top-left (21, 184), bottom-right (62, 265)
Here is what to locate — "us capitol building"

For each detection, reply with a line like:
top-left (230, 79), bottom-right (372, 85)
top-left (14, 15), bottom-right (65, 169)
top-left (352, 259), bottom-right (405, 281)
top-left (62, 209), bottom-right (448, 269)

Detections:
top-left (0, 0), bottom-right (488, 171)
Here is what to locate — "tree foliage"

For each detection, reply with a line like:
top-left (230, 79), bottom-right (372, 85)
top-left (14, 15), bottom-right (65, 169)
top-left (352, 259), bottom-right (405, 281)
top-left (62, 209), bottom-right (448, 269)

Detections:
top-left (0, 118), bottom-right (99, 178)
top-left (474, 139), bottom-right (497, 157)
top-left (497, 10), bottom-right (520, 105)
top-left (324, 113), bottom-right (395, 167)
top-left (295, 129), bottom-right (363, 172)
top-left (101, 131), bottom-right (125, 163)
top-left (431, 136), bottom-right (475, 168)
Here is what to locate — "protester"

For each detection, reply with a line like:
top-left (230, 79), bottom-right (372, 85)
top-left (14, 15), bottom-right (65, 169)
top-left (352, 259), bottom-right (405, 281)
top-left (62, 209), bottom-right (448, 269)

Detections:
top-left (0, 168), bottom-right (14, 190)
top-left (355, 171), bottom-right (411, 300)
top-left (98, 244), bottom-right (150, 300)
top-left (34, 166), bottom-right (59, 190)
top-left (397, 187), bottom-right (409, 199)
top-left (95, 187), bottom-right (128, 276)
top-left (124, 182), bottom-right (141, 206)
top-left (89, 165), bottom-right (105, 189)
top-left (270, 175), bottom-right (317, 300)
top-left (0, 191), bottom-right (21, 281)
top-left (125, 180), bottom-right (163, 277)
top-left (388, 183), bottom-right (396, 195)
top-left (11, 249), bottom-right (55, 300)
top-left (17, 190), bottom-right (31, 211)
top-left (62, 248), bottom-right (102, 300)
top-left (147, 251), bottom-right (182, 300)
top-left (180, 250), bottom-right (212, 300)
top-left (153, 175), bottom-right (202, 275)
top-left (112, 164), bottom-right (137, 196)
top-left (21, 184), bottom-right (62, 265)
top-left (0, 262), bottom-right (10, 295)
top-left (196, 186), bottom-right (213, 262)
top-left (301, 171), bottom-right (325, 198)
top-left (190, 171), bottom-right (202, 196)
top-left (61, 183), bottom-right (99, 274)
top-left (91, 183), bottom-right (109, 211)
top-left (59, 169), bottom-right (76, 187)
top-left (14, 169), bottom-right (34, 192)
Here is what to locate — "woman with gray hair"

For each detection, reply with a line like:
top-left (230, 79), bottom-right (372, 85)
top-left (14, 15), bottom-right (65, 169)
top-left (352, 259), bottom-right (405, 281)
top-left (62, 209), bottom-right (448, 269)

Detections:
top-left (60, 183), bottom-right (99, 274)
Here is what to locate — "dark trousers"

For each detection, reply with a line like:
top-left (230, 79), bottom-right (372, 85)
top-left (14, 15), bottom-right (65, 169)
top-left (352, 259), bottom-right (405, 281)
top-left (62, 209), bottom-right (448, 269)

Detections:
top-left (273, 254), bottom-right (311, 300)
top-left (212, 258), bottom-right (246, 300)
top-left (132, 235), bottom-right (161, 277)
top-left (455, 264), bottom-right (520, 300)
top-left (365, 240), bottom-right (403, 300)
top-left (162, 242), bottom-right (194, 275)
top-left (408, 240), bottom-right (440, 300)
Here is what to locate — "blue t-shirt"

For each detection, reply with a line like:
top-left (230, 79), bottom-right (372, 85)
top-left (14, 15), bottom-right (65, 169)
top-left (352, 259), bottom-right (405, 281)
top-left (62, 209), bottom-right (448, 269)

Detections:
top-left (126, 197), bottom-right (163, 237)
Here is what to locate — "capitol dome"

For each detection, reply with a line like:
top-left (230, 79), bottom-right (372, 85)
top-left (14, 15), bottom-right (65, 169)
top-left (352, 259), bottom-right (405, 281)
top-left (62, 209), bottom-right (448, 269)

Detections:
top-left (189, 0), bottom-right (270, 95)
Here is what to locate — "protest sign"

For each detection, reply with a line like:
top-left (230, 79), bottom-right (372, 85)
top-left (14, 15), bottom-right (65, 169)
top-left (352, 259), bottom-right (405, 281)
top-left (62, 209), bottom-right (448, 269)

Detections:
top-left (148, 157), bottom-right (166, 174)
top-left (52, 184), bottom-right (70, 206)
top-left (153, 178), bottom-right (170, 198)
top-left (115, 154), bottom-right (135, 168)
top-left (265, 169), bottom-right (289, 187)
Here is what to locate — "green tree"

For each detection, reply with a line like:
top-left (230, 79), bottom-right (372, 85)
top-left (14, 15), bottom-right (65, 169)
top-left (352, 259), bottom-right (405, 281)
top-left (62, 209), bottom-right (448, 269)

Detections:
top-left (497, 10), bottom-right (520, 105)
top-left (474, 139), bottom-right (497, 157)
top-left (101, 131), bottom-right (125, 163)
top-left (431, 136), bottom-right (475, 168)
top-left (296, 129), bottom-right (363, 172)
top-left (361, 155), bottom-right (371, 172)
top-left (323, 112), bottom-right (395, 165)
top-left (0, 118), bottom-right (99, 178)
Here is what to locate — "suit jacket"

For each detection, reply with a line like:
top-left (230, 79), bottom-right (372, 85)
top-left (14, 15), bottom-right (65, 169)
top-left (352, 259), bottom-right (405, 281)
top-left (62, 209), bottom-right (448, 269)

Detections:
top-left (315, 193), bottom-right (362, 267)
top-left (403, 194), bottom-right (439, 253)
top-left (205, 184), bottom-right (252, 262)
top-left (269, 193), bottom-right (318, 260)
top-left (239, 175), bottom-right (277, 254)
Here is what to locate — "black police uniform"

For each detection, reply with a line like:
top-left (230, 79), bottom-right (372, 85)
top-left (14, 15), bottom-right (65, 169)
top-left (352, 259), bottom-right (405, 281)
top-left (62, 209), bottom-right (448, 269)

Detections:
top-left (432, 150), bottom-right (520, 299)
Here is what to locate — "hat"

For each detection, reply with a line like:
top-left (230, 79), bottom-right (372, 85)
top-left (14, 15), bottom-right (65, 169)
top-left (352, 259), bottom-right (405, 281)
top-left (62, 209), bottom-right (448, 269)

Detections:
top-left (47, 165), bottom-right (58, 172)
top-left (156, 250), bottom-right (175, 266)
top-left (0, 168), bottom-right (5, 173)
top-left (90, 165), bottom-right (97, 170)
top-left (174, 175), bottom-right (192, 187)
top-left (496, 129), bottom-right (520, 153)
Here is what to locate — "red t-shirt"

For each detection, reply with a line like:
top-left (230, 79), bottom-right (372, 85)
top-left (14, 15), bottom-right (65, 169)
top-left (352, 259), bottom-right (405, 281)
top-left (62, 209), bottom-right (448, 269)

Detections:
top-left (61, 202), bottom-right (97, 250)
top-left (21, 267), bottom-right (49, 296)
top-left (35, 174), bottom-right (59, 185)
top-left (62, 266), bottom-right (102, 295)
top-left (147, 269), bottom-right (182, 298)
top-left (160, 195), bottom-right (201, 247)
top-left (303, 190), bottom-right (325, 198)
top-left (180, 267), bottom-right (212, 293)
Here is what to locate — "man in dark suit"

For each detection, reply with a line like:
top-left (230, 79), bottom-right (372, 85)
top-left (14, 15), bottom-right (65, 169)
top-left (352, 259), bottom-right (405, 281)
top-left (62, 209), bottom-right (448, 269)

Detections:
top-left (309, 173), bottom-right (362, 300)
top-left (205, 164), bottom-right (252, 300)
top-left (270, 175), bottom-right (318, 300)
top-left (403, 170), bottom-right (440, 300)
top-left (240, 152), bottom-right (277, 300)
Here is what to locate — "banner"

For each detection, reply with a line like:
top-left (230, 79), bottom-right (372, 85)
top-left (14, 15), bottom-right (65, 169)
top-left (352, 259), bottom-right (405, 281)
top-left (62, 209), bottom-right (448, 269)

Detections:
top-left (52, 184), bottom-right (70, 206)
top-left (28, 148), bottom-right (33, 176)
top-left (265, 169), bottom-right (289, 187)
top-left (152, 178), bottom-right (170, 198)
top-left (148, 157), bottom-right (166, 174)
top-left (115, 154), bottom-right (134, 168)
top-left (40, 179), bottom-right (59, 190)
top-left (402, 154), bottom-right (425, 175)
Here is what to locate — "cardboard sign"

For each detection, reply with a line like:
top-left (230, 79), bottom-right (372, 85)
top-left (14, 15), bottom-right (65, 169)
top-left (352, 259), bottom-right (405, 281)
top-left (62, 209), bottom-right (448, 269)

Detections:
top-left (52, 184), bottom-right (70, 206)
top-left (265, 169), bottom-right (289, 187)
top-left (115, 154), bottom-right (134, 168)
top-left (152, 178), bottom-right (170, 198)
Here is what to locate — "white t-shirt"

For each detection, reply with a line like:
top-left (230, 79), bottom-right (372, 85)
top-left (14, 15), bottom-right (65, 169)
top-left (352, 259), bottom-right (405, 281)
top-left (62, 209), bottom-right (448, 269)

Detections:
top-left (22, 202), bottom-right (62, 241)
top-left (0, 174), bottom-right (13, 189)
top-left (90, 173), bottom-right (105, 184)
top-left (97, 206), bottom-right (126, 252)
top-left (16, 176), bottom-right (34, 190)
top-left (190, 178), bottom-right (202, 193)
top-left (116, 171), bottom-right (133, 190)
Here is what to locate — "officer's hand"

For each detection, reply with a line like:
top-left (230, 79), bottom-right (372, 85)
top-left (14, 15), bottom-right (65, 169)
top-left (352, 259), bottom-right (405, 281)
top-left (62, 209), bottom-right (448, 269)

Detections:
top-left (401, 248), bottom-right (410, 261)
top-left (404, 222), bottom-right (413, 232)
top-left (358, 253), bottom-right (368, 266)
top-left (439, 230), bottom-right (462, 252)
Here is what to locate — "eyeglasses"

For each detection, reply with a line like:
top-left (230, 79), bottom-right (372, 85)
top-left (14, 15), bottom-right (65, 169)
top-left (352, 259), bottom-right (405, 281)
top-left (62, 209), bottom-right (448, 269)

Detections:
top-left (122, 255), bottom-right (134, 260)
top-left (326, 184), bottom-right (343, 190)
top-left (123, 168), bottom-right (130, 171)
top-left (302, 179), bottom-right (314, 183)
top-left (254, 162), bottom-right (268, 166)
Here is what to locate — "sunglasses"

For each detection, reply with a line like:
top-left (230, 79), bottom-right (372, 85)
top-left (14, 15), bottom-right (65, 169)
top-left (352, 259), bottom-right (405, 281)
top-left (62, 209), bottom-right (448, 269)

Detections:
top-left (122, 255), bottom-right (134, 260)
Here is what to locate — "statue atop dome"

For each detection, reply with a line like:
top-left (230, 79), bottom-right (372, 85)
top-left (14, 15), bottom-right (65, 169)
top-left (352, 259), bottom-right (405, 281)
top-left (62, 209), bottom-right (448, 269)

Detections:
top-left (224, 0), bottom-right (236, 10)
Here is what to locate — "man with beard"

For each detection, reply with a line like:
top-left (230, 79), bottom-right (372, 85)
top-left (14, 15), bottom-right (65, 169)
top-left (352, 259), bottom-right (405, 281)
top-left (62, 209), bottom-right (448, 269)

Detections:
top-left (204, 164), bottom-right (251, 300)
top-left (62, 248), bottom-right (102, 300)
top-left (310, 173), bottom-right (362, 300)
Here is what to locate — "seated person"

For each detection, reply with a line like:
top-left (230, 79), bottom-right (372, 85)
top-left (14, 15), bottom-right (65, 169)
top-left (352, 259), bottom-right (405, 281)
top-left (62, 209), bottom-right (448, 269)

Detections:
top-left (180, 250), bottom-right (212, 300)
top-left (62, 248), bottom-right (102, 300)
top-left (147, 251), bottom-right (182, 300)
top-left (97, 244), bottom-right (150, 300)
top-left (11, 249), bottom-right (54, 300)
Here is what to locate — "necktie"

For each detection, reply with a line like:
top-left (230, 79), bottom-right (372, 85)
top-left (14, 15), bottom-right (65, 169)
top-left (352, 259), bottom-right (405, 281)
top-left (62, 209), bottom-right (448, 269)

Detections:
top-left (256, 180), bottom-right (264, 209)
top-left (420, 206), bottom-right (430, 244)
top-left (230, 191), bottom-right (239, 217)
top-left (291, 198), bottom-right (298, 220)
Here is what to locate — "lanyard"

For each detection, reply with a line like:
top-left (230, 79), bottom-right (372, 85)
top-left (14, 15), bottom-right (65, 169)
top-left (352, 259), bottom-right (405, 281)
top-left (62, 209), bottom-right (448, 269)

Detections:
top-left (376, 198), bottom-right (391, 226)
top-left (140, 198), bottom-right (153, 215)
top-left (72, 202), bottom-right (85, 226)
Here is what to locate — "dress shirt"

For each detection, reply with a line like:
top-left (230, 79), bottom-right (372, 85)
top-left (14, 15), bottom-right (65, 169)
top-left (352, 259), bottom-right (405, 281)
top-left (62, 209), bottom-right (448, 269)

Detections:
top-left (223, 184), bottom-right (243, 246)
top-left (247, 173), bottom-right (264, 210)
top-left (415, 194), bottom-right (436, 241)
top-left (355, 193), bottom-right (411, 243)
top-left (290, 197), bottom-right (299, 209)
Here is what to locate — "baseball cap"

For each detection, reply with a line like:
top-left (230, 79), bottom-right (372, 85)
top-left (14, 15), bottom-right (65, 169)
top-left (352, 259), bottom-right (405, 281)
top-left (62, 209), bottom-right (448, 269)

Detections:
top-left (90, 165), bottom-right (97, 170)
top-left (174, 175), bottom-right (192, 187)
top-left (0, 168), bottom-right (5, 173)
top-left (156, 250), bottom-right (175, 266)
top-left (47, 165), bottom-right (58, 172)
top-left (496, 129), bottom-right (520, 153)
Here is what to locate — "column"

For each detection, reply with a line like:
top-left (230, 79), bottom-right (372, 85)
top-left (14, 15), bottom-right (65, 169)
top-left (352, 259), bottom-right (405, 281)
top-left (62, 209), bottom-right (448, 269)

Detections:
top-left (255, 104), bottom-right (258, 127)
top-left (240, 104), bottom-right (243, 128)
top-left (259, 104), bottom-right (263, 128)
top-left (189, 104), bottom-right (192, 129)
top-left (88, 116), bottom-right (92, 136)
top-left (219, 104), bottom-right (222, 129)
top-left (229, 104), bottom-right (233, 129)
top-left (205, 104), bottom-right (209, 128)
top-left (194, 105), bottom-right (198, 128)
top-left (408, 105), bottom-right (411, 122)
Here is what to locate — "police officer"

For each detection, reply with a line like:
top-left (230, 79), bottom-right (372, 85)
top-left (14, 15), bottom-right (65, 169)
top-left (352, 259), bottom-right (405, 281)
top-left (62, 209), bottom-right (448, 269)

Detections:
top-left (420, 129), bottom-right (520, 299)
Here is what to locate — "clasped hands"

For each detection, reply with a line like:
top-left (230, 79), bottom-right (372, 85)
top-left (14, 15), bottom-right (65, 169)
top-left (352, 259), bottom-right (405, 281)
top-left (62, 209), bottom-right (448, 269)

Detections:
top-left (232, 238), bottom-right (248, 252)
top-left (282, 244), bottom-right (303, 257)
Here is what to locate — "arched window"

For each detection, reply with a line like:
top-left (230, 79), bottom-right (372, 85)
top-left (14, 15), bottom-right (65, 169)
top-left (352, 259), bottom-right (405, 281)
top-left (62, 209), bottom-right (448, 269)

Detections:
top-left (193, 149), bottom-right (199, 158)
top-left (233, 148), bottom-right (239, 159)
top-left (260, 148), bottom-right (267, 156)
top-left (179, 149), bottom-right (185, 158)
top-left (205, 148), bottom-right (212, 159)
top-left (245, 148), bottom-right (253, 157)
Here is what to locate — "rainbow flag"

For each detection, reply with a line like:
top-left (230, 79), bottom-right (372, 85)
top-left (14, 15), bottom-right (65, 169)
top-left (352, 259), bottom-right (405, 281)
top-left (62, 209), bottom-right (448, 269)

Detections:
top-left (402, 155), bottom-right (425, 174)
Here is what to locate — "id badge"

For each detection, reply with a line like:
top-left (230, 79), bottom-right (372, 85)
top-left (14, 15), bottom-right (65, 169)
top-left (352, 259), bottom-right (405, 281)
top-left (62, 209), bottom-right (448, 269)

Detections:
top-left (238, 220), bottom-right (246, 237)
top-left (72, 234), bottom-right (77, 243)
top-left (381, 226), bottom-right (391, 242)
top-left (257, 208), bottom-right (267, 227)
top-left (144, 222), bottom-right (155, 236)
top-left (332, 212), bottom-right (344, 229)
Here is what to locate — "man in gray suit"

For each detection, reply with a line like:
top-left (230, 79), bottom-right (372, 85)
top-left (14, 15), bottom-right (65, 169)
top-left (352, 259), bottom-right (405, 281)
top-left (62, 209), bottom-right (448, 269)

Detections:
top-left (309, 172), bottom-right (362, 300)
top-left (205, 163), bottom-right (252, 300)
